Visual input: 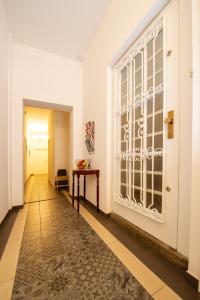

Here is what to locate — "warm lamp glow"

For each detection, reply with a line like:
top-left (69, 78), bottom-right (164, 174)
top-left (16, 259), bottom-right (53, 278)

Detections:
top-left (27, 122), bottom-right (48, 145)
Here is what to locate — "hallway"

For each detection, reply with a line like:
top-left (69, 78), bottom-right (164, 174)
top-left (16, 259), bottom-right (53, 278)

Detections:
top-left (1, 0), bottom-right (200, 296)
top-left (25, 175), bottom-right (59, 203)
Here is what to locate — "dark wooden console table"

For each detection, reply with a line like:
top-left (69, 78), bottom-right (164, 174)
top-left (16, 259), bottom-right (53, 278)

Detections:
top-left (72, 169), bottom-right (100, 213)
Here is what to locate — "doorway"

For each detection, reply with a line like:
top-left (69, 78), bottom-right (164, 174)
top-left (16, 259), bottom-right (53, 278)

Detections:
top-left (23, 104), bottom-right (71, 204)
top-left (113, 0), bottom-right (180, 249)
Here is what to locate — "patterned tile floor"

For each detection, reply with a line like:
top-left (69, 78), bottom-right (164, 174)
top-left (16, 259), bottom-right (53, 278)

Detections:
top-left (0, 175), bottom-right (182, 299)
top-left (11, 197), bottom-right (152, 299)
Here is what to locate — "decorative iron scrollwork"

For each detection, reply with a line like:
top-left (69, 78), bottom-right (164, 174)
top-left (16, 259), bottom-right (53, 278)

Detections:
top-left (115, 17), bottom-right (165, 223)
top-left (115, 194), bottom-right (163, 222)
top-left (120, 147), bottom-right (163, 161)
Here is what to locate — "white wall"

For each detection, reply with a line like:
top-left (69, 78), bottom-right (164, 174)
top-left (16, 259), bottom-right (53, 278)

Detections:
top-left (24, 111), bottom-right (30, 182)
top-left (82, 0), bottom-right (192, 256)
top-left (177, 0), bottom-right (192, 257)
top-left (55, 111), bottom-right (70, 176)
top-left (188, 0), bottom-right (200, 284)
top-left (0, 0), bottom-right (10, 223)
top-left (48, 110), bottom-right (70, 186)
top-left (10, 43), bottom-right (82, 206)
top-left (48, 110), bottom-right (55, 185)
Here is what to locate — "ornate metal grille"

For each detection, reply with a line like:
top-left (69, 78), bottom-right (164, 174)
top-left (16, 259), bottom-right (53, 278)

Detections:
top-left (115, 18), bottom-right (165, 222)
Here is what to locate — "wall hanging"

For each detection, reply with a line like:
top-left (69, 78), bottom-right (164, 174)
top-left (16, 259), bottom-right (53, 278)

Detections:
top-left (85, 121), bottom-right (95, 155)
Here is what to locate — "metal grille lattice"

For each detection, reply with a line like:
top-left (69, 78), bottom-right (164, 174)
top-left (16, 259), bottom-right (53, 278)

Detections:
top-left (115, 18), bottom-right (165, 222)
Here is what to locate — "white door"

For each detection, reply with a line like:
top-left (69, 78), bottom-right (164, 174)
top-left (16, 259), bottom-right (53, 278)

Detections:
top-left (30, 149), bottom-right (48, 174)
top-left (113, 0), bottom-right (179, 248)
top-left (29, 132), bottom-right (48, 175)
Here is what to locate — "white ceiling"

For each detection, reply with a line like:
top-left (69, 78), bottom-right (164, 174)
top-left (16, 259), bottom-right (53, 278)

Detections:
top-left (4, 0), bottom-right (109, 61)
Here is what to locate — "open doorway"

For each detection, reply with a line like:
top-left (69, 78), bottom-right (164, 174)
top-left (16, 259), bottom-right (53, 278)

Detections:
top-left (24, 105), bottom-right (71, 203)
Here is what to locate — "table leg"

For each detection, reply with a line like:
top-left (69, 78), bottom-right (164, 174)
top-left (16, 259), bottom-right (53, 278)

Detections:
top-left (72, 174), bottom-right (75, 207)
top-left (96, 173), bottom-right (99, 212)
top-left (77, 174), bottom-right (80, 212)
top-left (84, 175), bottom-right (86, 202)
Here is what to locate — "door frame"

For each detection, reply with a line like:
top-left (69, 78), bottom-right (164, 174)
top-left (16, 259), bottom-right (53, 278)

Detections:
top-left (22, 99), bottom-right (73, 204)
top-left (106, 0), bottom-right (181, 247)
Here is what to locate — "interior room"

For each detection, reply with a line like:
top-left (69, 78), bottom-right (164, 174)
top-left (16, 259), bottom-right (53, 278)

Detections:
top-left (0, 0), bottom-right (200, 299)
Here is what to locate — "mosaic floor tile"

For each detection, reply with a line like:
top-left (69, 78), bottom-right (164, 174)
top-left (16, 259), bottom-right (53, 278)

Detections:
top-left (12, 197), bottom-right (153, 299)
